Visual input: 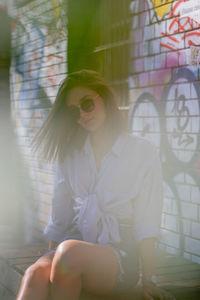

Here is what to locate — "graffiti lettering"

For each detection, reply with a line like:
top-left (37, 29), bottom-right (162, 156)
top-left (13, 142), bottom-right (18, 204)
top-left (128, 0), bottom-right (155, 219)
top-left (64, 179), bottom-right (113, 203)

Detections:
top-left (131, 68), bottom-right (200, 168)
top-left (160, 0), bottom-right (200, 50)
top-left (130, 68), bottom-right (200, 254)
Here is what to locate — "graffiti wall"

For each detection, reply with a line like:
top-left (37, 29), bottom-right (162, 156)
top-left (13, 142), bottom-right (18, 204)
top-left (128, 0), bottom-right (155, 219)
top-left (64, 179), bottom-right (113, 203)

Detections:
top-left (129, 0), bottom-right (200, 262)
top-left (10, 0), bottom-right (67, 241)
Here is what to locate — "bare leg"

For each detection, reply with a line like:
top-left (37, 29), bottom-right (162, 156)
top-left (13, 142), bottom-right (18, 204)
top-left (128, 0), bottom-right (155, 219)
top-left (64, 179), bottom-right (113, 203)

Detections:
top-left (16, 252), bottom-right (54, 300)
top-left (50, 240), bottom-right (119, 300)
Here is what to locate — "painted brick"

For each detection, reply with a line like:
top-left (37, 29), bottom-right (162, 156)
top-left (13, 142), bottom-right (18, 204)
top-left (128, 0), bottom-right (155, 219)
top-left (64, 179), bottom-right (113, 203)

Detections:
top-left (131, 15), bottom-right (139, 30)
top-left (134, 28), bottom-right (144, 43)
top-left (163, 196), bottom-right (173, 214)
top-left (184, 173), bottom-right (196, 185)
top-left (155, 69), bottom-right (172, 87)
top-left (183, 252), bottom-right (191, 260)
top-left (164, 214), bottom-right (179, 232)
top-left (130, 44), bottom-right (139, 58)
top-left (128, 77), bottom-right (136, 89)
top-left (199, 206), bottom-right (200, 222)
top-left (161, 213), bottom-right (166, 227)
top-left (157, 243), bottom-right (165, 251)
top-left (144, 56), bottom-right (154, 71)
top-left (191, 186), bottom-right (200, 204)
top-left (139, 72), bottom-right (149, 87)
top-left (176, 183), bottom-right (191, 202)
top-left (192, 19), bottom-right (200, 30)
top-left (143, 24), bottom-right (155, 41)
top-left (139, 41), bottom-right (149, 57)
top-left (160, 228), bottom-right (180, 248)
top-left (155, 20), bottom-right (166, 38)
top-left (173, 173), bottom-right (184, 184)
top-left (165, 245), bottom-right (180, 256)
top-left (154, 53), bottom-right (166, 69)
top-left (185, 237), bottom-right (200, 256)
top-left (191, 255), bottom-right (200, 264)
top-left (172, 200), bottom-right (179, 216)
top-left (191, 82), bottom-right (200, 99)
top-left (150, 38), bottom-right (161, 55)
top-left (181, 202), bottom-right (198, 220)
top-left (163, 182), bottom-right (174, 198)
top-left (178, 150), bottom-right (193, 164)
top-left (191, 222), bottom-right (200, 239)
top-left (130, 1), bottom-right (139, 15)
top-left (179, 50), bottom-right (187, 66)
top-left (135, 58), bottom-right (144, 73)
top-left (140, 11), bottom-right (150, 27)
top-left (166, 17), bottom-right (177, 34)
top-left (182, 219), bottom-right (191, 235)
top-left (167, 52), bottom-right (179, 67)
top-left (130, 60), bottom-right (135, 74)
top-left (178, 82), bottom-right (191, 98)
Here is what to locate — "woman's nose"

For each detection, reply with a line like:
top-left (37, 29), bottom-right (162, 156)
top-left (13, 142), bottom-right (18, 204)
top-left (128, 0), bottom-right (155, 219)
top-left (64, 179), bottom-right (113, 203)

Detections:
top-left (80, 109), bottom-right (89, 118)
top-left (77, 109), bottom-right (88, 123)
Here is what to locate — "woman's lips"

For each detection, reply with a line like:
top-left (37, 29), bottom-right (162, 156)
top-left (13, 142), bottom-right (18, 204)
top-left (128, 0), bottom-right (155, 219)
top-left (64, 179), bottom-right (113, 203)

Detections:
top-left (83, 118), bottom-right (94, 125)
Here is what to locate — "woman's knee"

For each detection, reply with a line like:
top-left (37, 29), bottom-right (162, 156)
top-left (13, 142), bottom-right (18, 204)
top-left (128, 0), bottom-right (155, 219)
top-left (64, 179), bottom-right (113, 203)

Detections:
top-left (24, 260), bottom-right (51, 286)
top-left (50, 240), bottom-right (86, 282)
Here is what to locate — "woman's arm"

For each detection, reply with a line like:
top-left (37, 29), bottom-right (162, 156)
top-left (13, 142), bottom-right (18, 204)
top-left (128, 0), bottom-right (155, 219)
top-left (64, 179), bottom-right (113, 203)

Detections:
top-left (44, 159), bottom-right (74, 243)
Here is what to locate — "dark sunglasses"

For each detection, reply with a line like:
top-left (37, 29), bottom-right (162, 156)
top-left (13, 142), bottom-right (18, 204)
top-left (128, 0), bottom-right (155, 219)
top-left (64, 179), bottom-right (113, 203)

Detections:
top-left (68, 97), bottom-right (96, 120)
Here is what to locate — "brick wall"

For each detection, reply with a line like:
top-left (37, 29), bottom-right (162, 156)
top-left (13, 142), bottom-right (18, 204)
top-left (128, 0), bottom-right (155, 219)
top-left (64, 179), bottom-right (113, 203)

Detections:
top-left (10, 0), bottom-right (67, 241)
top-left (10, 0), bottom-right (200, 263)
top-left (129, 0), bottom-right (200, 263)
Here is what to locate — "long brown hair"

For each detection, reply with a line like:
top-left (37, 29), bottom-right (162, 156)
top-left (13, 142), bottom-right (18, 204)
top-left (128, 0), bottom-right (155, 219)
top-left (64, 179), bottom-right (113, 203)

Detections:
top-left (33, 69), bottom-right (127, 162)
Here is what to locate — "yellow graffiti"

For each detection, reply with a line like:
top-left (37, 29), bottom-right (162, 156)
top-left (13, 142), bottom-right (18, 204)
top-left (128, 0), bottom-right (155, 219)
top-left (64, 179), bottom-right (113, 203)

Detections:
top-left (52, 0), bottom-right (62, 21)
top-left (151, 0), bottom-right (174, 19)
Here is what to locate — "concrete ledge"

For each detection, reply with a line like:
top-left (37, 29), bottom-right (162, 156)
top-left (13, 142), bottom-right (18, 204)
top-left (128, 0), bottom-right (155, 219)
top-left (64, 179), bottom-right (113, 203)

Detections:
top-left (0, 242), bottom-right (47, 299)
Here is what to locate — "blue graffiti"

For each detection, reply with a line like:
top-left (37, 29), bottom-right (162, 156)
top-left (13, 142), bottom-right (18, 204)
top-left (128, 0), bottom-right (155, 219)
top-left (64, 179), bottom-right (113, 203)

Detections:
top-left (130, 68), bottom-right (200, 254)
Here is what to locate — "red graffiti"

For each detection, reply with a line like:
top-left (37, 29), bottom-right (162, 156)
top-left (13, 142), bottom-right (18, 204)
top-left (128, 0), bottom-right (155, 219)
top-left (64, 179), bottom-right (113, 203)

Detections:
top-left (161, 0), bottom-right (200, 51)
top-left (46, 54), bottom-right (64, 85)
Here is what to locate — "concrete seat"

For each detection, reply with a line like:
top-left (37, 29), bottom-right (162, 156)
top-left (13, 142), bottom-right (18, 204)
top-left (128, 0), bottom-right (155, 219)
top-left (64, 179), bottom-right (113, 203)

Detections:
top-left (0, 242), bottom-right (200, 300)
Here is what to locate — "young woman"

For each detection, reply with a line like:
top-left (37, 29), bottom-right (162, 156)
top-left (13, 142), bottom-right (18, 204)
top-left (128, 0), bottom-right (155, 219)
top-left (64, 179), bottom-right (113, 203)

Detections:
top-left (17, 70), bottom-right (174, 300)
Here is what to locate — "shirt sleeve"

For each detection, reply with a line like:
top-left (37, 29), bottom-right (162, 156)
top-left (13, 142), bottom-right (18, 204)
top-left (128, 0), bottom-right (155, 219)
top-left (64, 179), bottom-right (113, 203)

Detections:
top-left (44, 158), bottom-right (74, 243)
top-left (133, 146), bottom-right (163, 244)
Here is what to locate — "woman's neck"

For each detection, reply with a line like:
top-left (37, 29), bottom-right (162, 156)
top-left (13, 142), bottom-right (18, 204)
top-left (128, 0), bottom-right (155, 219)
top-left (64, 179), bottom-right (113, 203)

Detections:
top-left (90, 126), bottom-right (111, 151)
top-left (90, 127), bottom-right (114, 170)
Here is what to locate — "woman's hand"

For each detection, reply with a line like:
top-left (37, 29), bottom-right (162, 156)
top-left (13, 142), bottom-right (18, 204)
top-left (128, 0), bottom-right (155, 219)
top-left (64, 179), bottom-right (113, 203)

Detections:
top-left (142, 281), bottom-right (175, 300)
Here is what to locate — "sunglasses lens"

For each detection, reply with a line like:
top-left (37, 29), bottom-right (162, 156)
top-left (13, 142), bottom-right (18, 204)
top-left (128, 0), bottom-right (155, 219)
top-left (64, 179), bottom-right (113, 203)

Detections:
top-left (81, 98), bottom-right (95, 112)
top-left (68, 106), bottom-right (80, 120)
top-left (68, 98), bottom-right (95, 121)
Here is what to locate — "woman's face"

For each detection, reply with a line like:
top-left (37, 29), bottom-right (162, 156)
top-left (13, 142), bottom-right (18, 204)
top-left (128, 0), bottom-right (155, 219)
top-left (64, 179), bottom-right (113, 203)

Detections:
top-left (67, 87), bottom-right (107, 132)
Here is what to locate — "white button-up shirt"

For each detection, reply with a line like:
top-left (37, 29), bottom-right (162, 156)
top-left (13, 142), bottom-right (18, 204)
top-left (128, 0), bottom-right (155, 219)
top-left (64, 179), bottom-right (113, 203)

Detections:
top-left (44, 133), bottom-right (163, 245)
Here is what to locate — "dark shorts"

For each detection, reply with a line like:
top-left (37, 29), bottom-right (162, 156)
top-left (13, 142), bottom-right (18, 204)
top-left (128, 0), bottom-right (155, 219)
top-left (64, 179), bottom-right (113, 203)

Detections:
top-left (45, 224), bottom-right (139, 295)
top-left (108, 223), bottom-right (139, 294)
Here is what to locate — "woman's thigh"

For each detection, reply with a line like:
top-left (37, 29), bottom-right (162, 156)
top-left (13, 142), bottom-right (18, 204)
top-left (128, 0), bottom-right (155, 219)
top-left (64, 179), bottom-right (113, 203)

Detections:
top-left (51, 240), bottom-right (119, 295)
